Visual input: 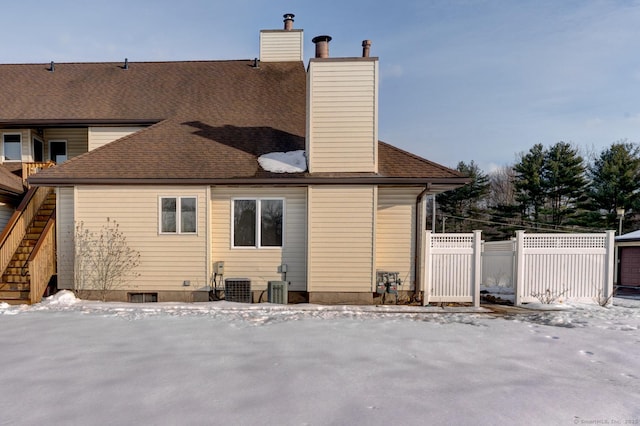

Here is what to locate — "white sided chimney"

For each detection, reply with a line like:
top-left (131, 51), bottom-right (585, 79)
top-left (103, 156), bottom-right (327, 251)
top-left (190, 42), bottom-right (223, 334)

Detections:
top-left (259, 13), bottom-right (304, 62)
top-left (306, 39), bottom-right (379, 173)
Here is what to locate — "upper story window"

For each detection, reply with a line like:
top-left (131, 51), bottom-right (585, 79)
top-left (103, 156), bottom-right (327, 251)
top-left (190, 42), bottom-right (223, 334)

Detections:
top-left (3, 133), bottom-right (22, 161)
top-left (49, 140), bottom-right (67, 163)
top-left (159, 196), bottom-right (197, 234)
top-left (232, 198), bottom-right (284, 248)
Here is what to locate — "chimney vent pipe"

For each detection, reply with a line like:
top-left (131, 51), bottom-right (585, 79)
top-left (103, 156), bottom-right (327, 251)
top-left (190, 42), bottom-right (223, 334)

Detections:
top-left (283, 13), bottom-right (295, 30)
top-left (312, 35), bottom-right (332, 58)
top-left (362, 40), bottom-right (372, 58)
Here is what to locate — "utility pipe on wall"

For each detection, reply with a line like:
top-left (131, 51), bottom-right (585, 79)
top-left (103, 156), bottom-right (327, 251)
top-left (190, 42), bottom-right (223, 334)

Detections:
top-left (415, 185), bottom-right (430, 301)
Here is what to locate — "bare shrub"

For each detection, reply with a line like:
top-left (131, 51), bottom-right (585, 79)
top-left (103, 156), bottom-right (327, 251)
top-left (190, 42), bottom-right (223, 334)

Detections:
top-left (74, 219), bottom-right (141, 301)
top-left (594, 289), bottom-right (613, 307)
top-left (530, 288), bottom-right (568, 304)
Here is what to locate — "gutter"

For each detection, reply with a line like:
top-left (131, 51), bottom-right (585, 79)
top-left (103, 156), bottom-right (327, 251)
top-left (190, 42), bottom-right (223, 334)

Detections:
top-left (0, 119), bottom-right (162, 128)
top-left (0, 184), bottom-right (25, 198)
top-left (28, 176), bottom-right (471, 187)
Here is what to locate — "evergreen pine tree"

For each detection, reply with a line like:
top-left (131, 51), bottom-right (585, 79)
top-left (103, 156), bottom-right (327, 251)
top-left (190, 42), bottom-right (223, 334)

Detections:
top-left (586, 141), bottom-right (640, 232)
top-left (437, 161), bottom-right (489, 232)
top-left (542, 142), bottom-right (587, 228)
top-left (513, 144), bottom-right (546, 227)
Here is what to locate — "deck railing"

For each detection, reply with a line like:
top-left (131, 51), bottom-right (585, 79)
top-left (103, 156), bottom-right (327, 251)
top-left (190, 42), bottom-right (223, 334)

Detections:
top-left (22, 161), bottom-right (55, 186)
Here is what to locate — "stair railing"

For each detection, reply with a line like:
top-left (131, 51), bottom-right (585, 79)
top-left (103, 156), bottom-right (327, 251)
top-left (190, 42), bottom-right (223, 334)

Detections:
top-left (0, 186), bottom-right (55, 277)
top-left (26, 211), bottom-right (56, 304)
top-left (21, 203), bottom-right (57, 277)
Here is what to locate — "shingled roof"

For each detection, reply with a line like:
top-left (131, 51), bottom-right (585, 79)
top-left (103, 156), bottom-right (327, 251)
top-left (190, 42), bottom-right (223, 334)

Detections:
top-left (0, 164), bottom-right (24, 197)
top-left (0, 59), bottom-right (467, 188)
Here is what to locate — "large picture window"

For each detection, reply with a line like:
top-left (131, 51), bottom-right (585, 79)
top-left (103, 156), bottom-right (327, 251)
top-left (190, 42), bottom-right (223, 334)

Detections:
top-left (233, 199), bottom-right (283, 248)
top-left (160, 196), bottom-right (197, 234)
top-left (3, 133), bottom-right (22, 161)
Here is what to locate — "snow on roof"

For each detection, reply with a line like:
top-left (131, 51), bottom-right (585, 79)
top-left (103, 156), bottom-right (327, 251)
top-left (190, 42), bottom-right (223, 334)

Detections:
top-left (258, 150), bottom-right (307, 173)
top-left (616, 229), bottom-right (640, 241)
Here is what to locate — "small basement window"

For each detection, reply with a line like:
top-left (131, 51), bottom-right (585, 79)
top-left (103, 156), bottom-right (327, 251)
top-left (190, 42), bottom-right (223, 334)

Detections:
top-left (128, 293), bottom-right (158, 303)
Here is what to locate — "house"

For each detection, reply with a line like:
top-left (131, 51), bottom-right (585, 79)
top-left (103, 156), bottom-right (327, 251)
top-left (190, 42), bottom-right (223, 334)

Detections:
top-left (1, 14), bottom-right (469, 305)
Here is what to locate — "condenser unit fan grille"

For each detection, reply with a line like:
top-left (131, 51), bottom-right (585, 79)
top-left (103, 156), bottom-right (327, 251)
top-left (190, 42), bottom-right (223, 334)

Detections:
top-left (224, 279), bottom-right (251, 303)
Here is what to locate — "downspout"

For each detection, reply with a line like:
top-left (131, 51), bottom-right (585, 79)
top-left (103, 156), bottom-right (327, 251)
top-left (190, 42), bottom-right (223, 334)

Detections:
top-left (415, 185), bottom-right (430, 302)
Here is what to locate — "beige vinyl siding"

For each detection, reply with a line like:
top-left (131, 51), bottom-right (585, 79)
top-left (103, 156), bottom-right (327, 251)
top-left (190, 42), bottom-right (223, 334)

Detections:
top-left (259, 30), bottom-right (303, 62)
top-left (74, 185), bottom-right (208, 291)
top-left (376, 187), bottom-right (424, 291)
top-left (307, 59), bottom-right (378, 173)
top-left (88, 127), bottom-right (145, 151)
top-left (0, 202), bottom-right (14, 230)
top-left (56, 187), bottom-right (75, 289)
top-left (210, 186), bottom-right (307, 291)
top-left (308, 186), bottom-right (375, 292)
top-left (44, 128), bottom-right (88, 161)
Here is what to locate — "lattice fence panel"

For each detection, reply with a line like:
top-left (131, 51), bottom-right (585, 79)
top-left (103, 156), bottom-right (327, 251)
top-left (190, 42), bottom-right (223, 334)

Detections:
top-left (431, 234), bottom-right (474, 249)
top-left (522, 234), bottom-right (606, 249)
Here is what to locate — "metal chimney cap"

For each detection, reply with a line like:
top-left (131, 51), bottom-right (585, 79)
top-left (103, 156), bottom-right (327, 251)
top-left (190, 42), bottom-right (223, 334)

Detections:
top-left (283, 13), bottom-right (295, 30)
top-left (362, 40), bottom-right (372, 57)
top-left (312, 35), bottom-right (332, 43)
top-left (312, 35), bottom-right (332, 58)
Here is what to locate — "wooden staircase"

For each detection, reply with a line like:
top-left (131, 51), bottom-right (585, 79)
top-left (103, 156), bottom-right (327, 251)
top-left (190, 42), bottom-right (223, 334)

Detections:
top-left (0, 187), bottom-right (57, 305)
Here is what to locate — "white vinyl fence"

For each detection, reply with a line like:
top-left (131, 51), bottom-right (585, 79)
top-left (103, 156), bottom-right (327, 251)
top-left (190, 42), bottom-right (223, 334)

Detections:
top-left (424, 230), bottom-right (616, 308)
top-left (423, 231), bottom-right (481, 307)
top-left (513, 230), bottom-right (615, 305)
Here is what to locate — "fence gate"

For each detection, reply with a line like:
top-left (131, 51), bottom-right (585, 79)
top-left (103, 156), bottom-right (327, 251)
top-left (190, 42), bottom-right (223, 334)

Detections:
top-left (423, 231), bottom-right (481, 307)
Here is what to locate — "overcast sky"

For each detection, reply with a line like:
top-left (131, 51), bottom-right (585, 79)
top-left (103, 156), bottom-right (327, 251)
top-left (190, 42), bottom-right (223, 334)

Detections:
top-left (5, 0), bottom-right (640, 173)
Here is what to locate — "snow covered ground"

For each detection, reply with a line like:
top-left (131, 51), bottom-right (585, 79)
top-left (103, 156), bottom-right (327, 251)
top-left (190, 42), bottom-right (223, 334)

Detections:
top-left (1, 292), bottom-right (639, 425)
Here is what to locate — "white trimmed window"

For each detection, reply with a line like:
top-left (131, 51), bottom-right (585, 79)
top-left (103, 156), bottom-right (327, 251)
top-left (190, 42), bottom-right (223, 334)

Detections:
top-left (160, 196), bottom-right (197, 234)
top-left (3, 133), bottom-right (22, 161)
top-left (232, 198), bottom-right (284, 248)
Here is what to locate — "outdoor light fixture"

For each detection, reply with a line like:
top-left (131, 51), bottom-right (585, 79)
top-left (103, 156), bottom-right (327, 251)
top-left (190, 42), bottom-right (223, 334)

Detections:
top-left (617, 207), bottom-right (625, 235)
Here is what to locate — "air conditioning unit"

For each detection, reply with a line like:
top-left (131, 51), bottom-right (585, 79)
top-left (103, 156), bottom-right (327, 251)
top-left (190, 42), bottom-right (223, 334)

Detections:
top-left (224, 278), bottom-right (251, 303)
top-left (268, 281), bottom-right (288, 304)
